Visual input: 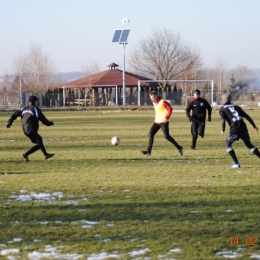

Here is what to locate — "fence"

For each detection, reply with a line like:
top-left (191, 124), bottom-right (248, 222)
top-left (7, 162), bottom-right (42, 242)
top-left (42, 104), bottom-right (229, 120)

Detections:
top-left (1, 90), bottom-right (260, 110)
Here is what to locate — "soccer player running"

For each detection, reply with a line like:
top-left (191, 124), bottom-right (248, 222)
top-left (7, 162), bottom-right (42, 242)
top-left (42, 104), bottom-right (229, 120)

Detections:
top-left (186, 89), bottom-right (212, 149)
top-left (141, 90), bottom-right (183, 156)
top-left (7, 95), bottom-right (54, 162)
top-left (219, 93), bottom-right (260, 168)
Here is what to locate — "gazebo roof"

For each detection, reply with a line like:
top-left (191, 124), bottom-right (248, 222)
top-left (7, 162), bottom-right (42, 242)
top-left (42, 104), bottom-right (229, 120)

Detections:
top-left (56, 66), bottom-right (151, 89)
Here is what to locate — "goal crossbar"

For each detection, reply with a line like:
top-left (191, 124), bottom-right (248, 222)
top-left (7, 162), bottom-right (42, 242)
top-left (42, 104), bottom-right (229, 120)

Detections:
top-left (137, 79), bottom-right (214, 106)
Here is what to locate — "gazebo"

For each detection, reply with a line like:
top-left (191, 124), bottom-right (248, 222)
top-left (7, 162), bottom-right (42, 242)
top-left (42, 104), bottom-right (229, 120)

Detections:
top-left (56, 63), bottom-right (155, 106)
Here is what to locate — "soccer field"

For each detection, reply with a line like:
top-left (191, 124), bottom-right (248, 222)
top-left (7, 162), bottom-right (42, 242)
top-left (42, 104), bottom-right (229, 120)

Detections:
top-left (0, 108), bottom-right (260, 259)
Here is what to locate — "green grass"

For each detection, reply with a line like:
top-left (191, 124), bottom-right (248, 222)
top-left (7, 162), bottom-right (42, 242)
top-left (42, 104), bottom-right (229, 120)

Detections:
top-left (1, 108), bottom-right (260, 259)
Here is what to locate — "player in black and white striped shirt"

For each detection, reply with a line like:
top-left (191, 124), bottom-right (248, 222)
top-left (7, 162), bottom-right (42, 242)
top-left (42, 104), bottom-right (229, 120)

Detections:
top-left (7, 95), bottom-right (54, 162)
top-left (219, 93), bottom-right (260, 168)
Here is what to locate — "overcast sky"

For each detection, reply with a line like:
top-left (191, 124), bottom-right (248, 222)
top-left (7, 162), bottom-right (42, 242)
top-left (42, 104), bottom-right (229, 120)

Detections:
top-left (1, 0), bottom-right (259, 75)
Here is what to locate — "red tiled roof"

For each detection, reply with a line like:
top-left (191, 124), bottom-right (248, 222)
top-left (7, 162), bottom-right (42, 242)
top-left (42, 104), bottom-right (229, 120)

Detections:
top-left (56, 69), bottom-right (150, 88)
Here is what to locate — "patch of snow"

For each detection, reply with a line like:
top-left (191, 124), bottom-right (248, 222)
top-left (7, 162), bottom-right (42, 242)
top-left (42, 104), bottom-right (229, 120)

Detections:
top-left (0, 249), bottom-right (20, 256)
top-left (215, 251), bottom-right (242, 258)
top-left (129, 248), bottom-right (151, 257)
top-left (87, 252), bottom-right (121, 259)
top-left (168, 248), bottom-right (182, 253)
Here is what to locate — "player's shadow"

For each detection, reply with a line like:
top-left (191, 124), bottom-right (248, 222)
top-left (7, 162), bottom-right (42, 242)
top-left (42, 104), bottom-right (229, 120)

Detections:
top-left (0, 171), bottom-right (30, 175)
top-left (105, 157), bottom-right (194, 161)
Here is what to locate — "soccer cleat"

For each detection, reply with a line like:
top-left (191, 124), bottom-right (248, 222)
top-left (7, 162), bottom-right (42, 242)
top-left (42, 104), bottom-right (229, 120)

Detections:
top-left (141, 150), bottom-right (151, 156)
top-left (190, 146), bottom-right (196, 150)
top-left (22, 154), bottom-right (29, 162)
top-left (178, 146), bottom-right (183, 156)
top-left (231, 163), bottom-right (240, 168)
top-left (45, 153), bottom-right (54, 160)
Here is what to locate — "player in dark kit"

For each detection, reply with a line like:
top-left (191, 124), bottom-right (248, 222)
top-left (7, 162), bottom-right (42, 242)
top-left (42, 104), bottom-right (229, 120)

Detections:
top-left (186, 89), bottom-right (212, 149)
top-left (219, 93), bottom-right (260, 168)
top-left (7, 95), bottom-right (54, 162)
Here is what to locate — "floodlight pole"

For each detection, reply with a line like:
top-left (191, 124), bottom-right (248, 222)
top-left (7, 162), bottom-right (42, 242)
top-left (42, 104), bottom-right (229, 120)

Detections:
top-left (122, 42), bottom-right (126, 106)
top-left (113, 17), bottom-right (130, 106)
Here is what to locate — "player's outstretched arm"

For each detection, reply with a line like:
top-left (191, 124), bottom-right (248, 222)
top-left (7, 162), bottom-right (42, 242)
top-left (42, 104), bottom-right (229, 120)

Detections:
top-left (6, 110), bottom-right (21, 128)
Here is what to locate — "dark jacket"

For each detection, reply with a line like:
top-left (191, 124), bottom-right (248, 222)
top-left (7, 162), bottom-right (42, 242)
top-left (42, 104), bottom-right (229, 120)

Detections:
top-left (219, 102), bottom-right (256, 134)
top-left (186, 97), bottom-right (212, 122)
top-left (7, 105), bottom-right (53, 134)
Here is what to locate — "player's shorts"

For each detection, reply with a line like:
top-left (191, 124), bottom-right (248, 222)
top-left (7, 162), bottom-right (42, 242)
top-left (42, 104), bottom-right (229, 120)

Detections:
top-left (25, 132), bottom-right (43, 146)
top-left (226, 129), bottom-right (253, 150)
top-left (191, 121), bottom-right (205, 138)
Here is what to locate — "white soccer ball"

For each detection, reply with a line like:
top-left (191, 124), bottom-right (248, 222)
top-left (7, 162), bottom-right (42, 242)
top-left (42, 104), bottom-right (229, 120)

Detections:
top-left (111, 136), bottom-right (120, 146)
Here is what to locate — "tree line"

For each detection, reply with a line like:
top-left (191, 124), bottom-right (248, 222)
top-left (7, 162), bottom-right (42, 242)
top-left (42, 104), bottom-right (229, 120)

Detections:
top-left (0, 28), bottom-right (258, 106)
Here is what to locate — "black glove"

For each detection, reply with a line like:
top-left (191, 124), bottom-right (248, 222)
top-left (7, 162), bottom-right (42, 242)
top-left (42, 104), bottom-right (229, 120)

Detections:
top-left (208, 116), bottom-right (211, 122)
top-left (6, 123), bottom-right (11, 128)
top-left (49, 122), bottom-right (54, 126)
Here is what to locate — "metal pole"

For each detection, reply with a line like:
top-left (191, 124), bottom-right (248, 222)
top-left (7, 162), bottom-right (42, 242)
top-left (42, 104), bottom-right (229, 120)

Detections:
top-left (78, 88), bottom-right (81, 107)
top-left (211, 80), bottom-right (214, 105)
top-left (84, 88), bottom-right (87, 107)
top-left (22, 92), bottom-right (26, 107)
top-left (122, 43), bottom-right (126, 106)
top-left (242, 82), bottom-right (244, 105)
top-left (63, 87), bottom-right (66, 107)
top-left (39, 92), bottom-right (43, 110)
top-left (116, 85), bottom-right (118, 106)
top-left (138, 81), bottom-right (140, 106)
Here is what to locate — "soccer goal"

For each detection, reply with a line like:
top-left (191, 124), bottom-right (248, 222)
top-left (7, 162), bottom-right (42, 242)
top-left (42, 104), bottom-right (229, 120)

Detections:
top-left (137, 79), bottom-right (214, 106)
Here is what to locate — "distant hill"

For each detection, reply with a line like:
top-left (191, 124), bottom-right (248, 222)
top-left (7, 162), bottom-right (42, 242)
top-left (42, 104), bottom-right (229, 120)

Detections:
top-left (53, 72), bottom-right (83, 85)
top-left (0, 71), bottom-right (83, 88)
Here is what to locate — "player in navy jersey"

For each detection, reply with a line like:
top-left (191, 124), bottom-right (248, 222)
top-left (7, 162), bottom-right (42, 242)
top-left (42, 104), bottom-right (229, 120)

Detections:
top-left (186, 89), bottom-right (212, 149)
top-left (219, 93), bottom-right (260, 168)
top-left (7, 95), bottom-right (54, 162)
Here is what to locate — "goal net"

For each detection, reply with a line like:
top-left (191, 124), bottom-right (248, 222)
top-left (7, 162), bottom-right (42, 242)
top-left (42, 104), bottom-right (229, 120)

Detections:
top-left (137, 79), bottom-right (214, 106)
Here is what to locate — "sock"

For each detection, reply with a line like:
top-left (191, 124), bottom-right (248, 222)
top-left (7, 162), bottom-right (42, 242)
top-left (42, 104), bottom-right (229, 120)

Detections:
top-left (24, 145), bottom-right (40, 157)
top-left (253, 148), bottom-right (260, 158)
top-left (228, 150), bottom-right (239, 164)
top-left (192, 138), bottom-right (197, 148)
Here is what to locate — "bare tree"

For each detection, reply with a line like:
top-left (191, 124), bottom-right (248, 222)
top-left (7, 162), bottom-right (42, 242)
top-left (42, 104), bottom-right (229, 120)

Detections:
top-left (231, 65), bottom-right (256, 91)
top-left (13, 44), bottom-right (56, 96)
top-left (227, 66), bottom-right (257, 103)
top-left (129, 28), bottom-right (203, 92)
top-left (82, 60), bottom-right (101, 76)
top-left (226, 66), bottom-right (256, 102)
top-left (0, 74), bottom-right (13, 107)
top-left (25, 44), bottom-right (55, 93)
top-left (41, 55), bottom-right (56, 92)
top-left (213, 59), bottom-right (228, 94)
top-left (13, 53), bottom-right (27, 105)
top-left (81, 60), bottom-right (102, 103)
top-left (201, 59), bottom-right (229, 104)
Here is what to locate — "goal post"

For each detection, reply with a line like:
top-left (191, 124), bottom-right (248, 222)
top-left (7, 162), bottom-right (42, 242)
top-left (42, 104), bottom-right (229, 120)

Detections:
top-left (137, 80), bottom-right (214, 106)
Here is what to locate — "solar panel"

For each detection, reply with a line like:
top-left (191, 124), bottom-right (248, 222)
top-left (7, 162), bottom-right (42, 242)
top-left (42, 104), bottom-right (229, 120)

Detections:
top-left (112, 29), bottom-right (130, 43)
top-left (112, 30), bottom-right (122, 43)
top-left (119, 29), bottom-right (130, 43)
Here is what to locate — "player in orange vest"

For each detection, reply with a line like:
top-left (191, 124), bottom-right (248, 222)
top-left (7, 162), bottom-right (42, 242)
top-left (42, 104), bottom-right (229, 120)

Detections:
top-left (141, 90), bottom-right (183, 156)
